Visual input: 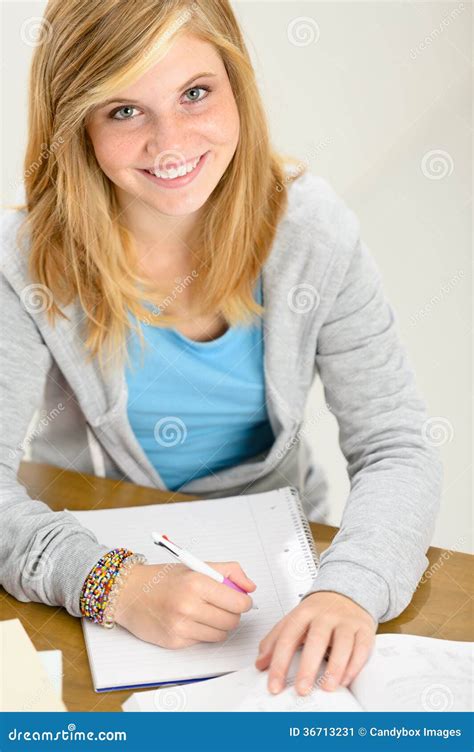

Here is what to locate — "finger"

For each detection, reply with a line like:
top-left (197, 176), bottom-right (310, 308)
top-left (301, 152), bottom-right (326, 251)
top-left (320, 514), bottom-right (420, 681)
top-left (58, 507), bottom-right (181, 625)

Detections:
top-left (195, 573), bottom-right (254, 614)
top-left (191, 602), bottom-right (241, 632)
top-left (293, 623), bottom-right (333, 695)
top-left (211, 561), bottom-right (257, 591)
top-left (177, 617), bottom-right (229, 643)
top-left (255, 620), bottom-right (286, 670)
top-left (320, 627), bottom-right (355, 691)
top-left (341, 629), bottom-right (375, 686)
top-left (267, 616), bottom-right (309, 693)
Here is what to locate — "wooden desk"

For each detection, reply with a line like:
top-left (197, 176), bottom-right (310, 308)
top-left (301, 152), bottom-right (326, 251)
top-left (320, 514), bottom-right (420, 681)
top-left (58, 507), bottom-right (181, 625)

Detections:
top-left (1, 462), bottom-right (472, 712)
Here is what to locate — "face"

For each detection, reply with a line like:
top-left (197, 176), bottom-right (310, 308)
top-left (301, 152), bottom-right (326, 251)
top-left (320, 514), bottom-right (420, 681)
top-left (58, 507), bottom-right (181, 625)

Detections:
top-left (85, 33), bottom-right (240, 245)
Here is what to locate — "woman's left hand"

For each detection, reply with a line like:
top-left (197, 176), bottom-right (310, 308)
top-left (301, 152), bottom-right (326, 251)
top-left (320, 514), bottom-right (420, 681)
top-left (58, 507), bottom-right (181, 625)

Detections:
top-left (255, 591), bottom-right (377, 695)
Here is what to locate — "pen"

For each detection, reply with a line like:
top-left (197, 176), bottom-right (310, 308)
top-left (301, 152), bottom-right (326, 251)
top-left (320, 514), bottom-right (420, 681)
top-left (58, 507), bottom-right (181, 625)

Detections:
top-left (151, 532), bottom-right (258, 610)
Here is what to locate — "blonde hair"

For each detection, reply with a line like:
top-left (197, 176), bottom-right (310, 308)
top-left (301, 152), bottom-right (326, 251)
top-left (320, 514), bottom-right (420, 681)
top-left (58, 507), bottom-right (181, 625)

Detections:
top-left (10, 0), bottom-right (306, 374)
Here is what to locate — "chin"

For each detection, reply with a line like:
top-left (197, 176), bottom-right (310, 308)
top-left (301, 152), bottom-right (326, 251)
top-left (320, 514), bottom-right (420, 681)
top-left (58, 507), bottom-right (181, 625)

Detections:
top-left (148, 189), bottom-right (211, 213)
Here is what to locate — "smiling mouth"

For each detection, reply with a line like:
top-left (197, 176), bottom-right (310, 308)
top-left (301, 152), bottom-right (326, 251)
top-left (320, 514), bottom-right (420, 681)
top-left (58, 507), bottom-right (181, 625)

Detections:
top-left (145, 152), bottom-right (207, 180)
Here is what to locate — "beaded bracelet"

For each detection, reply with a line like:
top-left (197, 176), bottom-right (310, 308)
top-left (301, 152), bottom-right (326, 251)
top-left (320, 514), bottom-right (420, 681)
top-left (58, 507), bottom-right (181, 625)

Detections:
top-left (80, 547), bottom-right (147, 629)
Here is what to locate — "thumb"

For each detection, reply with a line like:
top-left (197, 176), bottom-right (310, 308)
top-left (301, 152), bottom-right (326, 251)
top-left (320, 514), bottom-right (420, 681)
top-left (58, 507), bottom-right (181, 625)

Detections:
top-left (211, 561), bottom-right (257, 592)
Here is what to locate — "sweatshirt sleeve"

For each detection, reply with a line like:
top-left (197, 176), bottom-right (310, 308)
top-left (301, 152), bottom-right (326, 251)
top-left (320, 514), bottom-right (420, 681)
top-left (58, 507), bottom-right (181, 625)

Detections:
top-left (302, 236), bottom-right (444, 625)
top-left (0, 272), bottom-right (110, 616)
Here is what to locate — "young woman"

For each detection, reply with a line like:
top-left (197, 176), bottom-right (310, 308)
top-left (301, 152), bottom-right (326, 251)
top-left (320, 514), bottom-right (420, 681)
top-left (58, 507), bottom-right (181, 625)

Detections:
top-left (1, 0), bottom-right (443, 698)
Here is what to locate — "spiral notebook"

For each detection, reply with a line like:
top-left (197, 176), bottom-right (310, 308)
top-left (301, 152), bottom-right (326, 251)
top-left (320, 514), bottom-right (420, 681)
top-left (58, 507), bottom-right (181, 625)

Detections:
top-left (70, 486), bottom-right (319, 693)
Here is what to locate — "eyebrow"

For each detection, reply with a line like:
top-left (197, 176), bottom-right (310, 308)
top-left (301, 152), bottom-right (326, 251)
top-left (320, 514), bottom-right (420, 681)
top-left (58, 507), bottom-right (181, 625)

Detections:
top-left (99, 72), bottom-right (217, 107)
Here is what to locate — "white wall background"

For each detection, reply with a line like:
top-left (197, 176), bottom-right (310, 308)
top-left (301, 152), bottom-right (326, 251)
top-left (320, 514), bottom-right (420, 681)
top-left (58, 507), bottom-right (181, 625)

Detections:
top-left (2, 1), bottom-right (472, 553)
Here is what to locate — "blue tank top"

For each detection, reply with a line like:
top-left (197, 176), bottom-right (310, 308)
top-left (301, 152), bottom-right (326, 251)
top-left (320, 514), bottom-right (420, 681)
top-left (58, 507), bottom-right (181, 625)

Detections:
top-left (125, 276), bottom-right (274, 490)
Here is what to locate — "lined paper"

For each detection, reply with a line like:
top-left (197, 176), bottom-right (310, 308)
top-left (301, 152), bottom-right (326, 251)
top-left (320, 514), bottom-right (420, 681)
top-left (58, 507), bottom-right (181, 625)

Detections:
top-left (70, 487), bottom-right (319, 691)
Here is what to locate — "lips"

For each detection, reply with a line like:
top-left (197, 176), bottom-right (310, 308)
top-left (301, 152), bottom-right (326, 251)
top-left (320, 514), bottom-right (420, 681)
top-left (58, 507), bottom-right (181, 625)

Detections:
top-left (137, 150), bottom-right (209, 189)
top-left (145, 152), bottom-right (205, 173)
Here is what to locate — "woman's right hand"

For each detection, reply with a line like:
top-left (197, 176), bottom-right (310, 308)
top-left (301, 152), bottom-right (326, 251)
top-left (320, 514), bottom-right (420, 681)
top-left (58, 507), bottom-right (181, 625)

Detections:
top-left (114, 561), bottom-right (256, 648)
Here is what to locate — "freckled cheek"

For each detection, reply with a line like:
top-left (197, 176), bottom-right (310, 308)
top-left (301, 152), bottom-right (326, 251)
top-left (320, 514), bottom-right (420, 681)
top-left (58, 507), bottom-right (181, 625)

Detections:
top-left (94, 130), bottom-right (140, 171)
top-left (198, 103), bottom-right (240, 148)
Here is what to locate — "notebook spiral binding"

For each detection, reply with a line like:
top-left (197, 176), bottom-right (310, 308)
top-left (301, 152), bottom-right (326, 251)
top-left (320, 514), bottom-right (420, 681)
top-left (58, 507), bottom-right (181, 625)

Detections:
top-left (283, 486), bottom-right (320, 578)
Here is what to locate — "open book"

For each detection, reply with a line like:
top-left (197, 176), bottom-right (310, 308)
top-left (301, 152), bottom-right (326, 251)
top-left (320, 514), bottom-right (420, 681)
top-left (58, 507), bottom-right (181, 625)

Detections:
top-left (70, 486), bottom-right (319, 692)
top-left (122, 633), bottom-right (473, 712)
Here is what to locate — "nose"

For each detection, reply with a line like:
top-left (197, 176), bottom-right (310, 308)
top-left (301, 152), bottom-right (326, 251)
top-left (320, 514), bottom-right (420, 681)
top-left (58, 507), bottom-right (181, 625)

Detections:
top-left (146, 113), bottom-right (197, 166)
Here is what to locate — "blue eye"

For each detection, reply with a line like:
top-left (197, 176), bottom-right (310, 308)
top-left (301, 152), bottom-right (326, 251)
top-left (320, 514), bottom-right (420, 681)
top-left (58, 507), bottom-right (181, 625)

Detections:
top-left (109, 86), bottom-right (211, 121)
top-left (110, 105), bottom-right (140, 121)
top-left (183, 85), bottom-right (211, 104)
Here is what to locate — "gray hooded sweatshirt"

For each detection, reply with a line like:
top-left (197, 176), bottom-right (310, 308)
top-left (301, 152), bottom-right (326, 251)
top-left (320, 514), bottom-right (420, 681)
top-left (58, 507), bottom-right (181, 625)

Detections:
top-left (0, 171), bottom-right (443, 626)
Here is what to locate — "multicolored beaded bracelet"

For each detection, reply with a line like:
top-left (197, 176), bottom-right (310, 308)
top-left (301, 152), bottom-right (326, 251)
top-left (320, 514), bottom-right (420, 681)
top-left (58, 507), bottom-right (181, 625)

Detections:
top-left (80, 547), bottom-right (147, 629)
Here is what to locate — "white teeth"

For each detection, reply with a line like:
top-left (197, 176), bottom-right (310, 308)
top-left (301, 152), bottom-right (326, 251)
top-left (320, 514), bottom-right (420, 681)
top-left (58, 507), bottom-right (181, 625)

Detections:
top-left (148, 154), bottom-right (202, 180)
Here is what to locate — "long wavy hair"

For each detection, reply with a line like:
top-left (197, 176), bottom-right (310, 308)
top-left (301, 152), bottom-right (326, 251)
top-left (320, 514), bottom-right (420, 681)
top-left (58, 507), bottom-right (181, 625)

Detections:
top-left (10, 0), bottom-right (305, 373)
